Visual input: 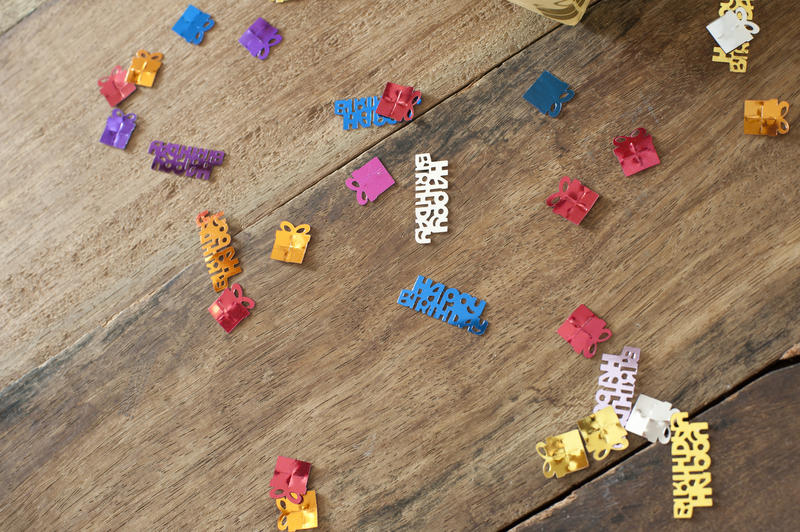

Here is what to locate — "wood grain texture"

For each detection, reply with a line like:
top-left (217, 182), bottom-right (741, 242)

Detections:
top-left (512, 363), bottom-right (800, 531)
top-left (0, 0), bottom-right (556, 387)
top-left (1, 0), bottom-right (799, 530)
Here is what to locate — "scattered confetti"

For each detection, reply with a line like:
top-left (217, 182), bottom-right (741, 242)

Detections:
top-left (557, 304), bottom-right (611, 358)
top-left (239, 18), bottom-right (282, 59)
top-left (376, 82), bottom-right (421, 122)
top-left (744, 99), bottom-right (790, 135)
top-left (612, 128), bottom-right (660, 177)
top-left (706, 7), bottom-right (759, 54)
top-left (397, 275), bottom-right (488, 335)
top-left (346, 157), bottom-right (395, 206)
top-left (523, 70), bottom-right (574, 117)
top-left (545, 176), bottom-right (598, 225)
top-left (625, 394), bottom-right (680, 444)
top-left (172, 5), bottom-right (215, 45)
top-left (277, 490), bottom-right (318, 532)
top-left (99, 109), bottom-right (137, 149)
top-left (334, 96), bottom-right (398, 130)
top-left (125, 50), bottom-right (163, 87)
top-left (536, 429), bottom-right (588, 478)
top-left (197, 210), bottom-right (241, 291)
top-left (269, 456), bottom-right (311, 504)
top-left (594, 346), bottom-right (640, 426)
top-left (270, 222), bottom-right (311, 264)
top-left (209, 283), bottom-right (254, 333)
top-left (97, 65), bottom-right (136, 107)
top-left (414, 153), bottom-right (449, 244)
top-left (671, 412), bottom-right (712, 519)
top-left (149, 141), bottom-right (225, 180)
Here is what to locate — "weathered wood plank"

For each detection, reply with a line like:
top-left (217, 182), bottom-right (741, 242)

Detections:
top-left (0, 0), bottom-right (556, 387)
top-left (512, 363), bottom-right (800, 531)
top-left (1, 0), bottom-right (799, 529)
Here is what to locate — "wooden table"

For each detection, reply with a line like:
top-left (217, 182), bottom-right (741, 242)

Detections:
top-left (1, 0), bottom-right (798, 529)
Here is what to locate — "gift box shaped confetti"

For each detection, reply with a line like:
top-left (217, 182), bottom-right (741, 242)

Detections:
top-left (671, 411), bottom-right (712, 519)
top-left (536, 429), bottom-right (588, 479)
top-left (97, 65), bottom-right (136, 107)
top-left (545, 176), bottom-right (598, 225)
top-left (271, 221), bottom-right (311, 264)
top-left (523, 71), bottom-right (574, 118)
top-left (557, 304), bottom-right (611, 358)
top-left (126, 50), bottom-right (163, 87)
top-left (269, 456), bottom-right (312, 503)
top-left (172, 5), bottom-right (215, 45)
top-left (208, 283), bottom-right (254, 333)
top-left (706, 7), bottom-right (759, 54)
top-left (577, 406), bottom-right (629, 461)
top-left (612, 128), bottom-right (660, 176)
top-left (626, 394), bottom-right (679, 444)
top-left (594, 346), bottom-right (639, 426)
top-left (99, 109), bottom-right (137, 149)
top-left (239, 18), bottom-right (282, 59)
top-left (744, 99), bottom-right (790, 136)
top-left (376, 83), bottom-right (421, 122)
top-left (347, 157), bottom-right (395, 205)
top-left (277, 490), bottom-right (318, 532)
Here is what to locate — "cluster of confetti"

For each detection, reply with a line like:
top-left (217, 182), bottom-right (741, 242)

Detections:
top-left (268, 457), bottom-right (317, 532)
top-left (88, 0), bottom-right (797, 526)
top-left (96, 50), bottom-right (162, 149)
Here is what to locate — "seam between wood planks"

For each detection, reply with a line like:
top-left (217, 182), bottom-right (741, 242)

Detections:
top-left (0, 0), bottom-right (55, 39)
top-left (497, 348), bottom-right (800, 532)
top-left (0, 0), bottom-right (607, 399)
top-left (243, 0), bottom-right (605, 232)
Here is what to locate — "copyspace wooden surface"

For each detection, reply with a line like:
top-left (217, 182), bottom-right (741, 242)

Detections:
top-left (513, 363), bottom-right (800, 531)
top-left (0, 0), bottom-right (554, 387)
top-left (1, 0), bottom-right (799, 530)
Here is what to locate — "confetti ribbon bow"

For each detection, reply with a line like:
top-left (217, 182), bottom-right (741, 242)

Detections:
top-left (535, 440), bottom-right (563, 478)
top-left (135, 50), bottom-right (164, 68)
top-left (228, 284), bottom-right (254, 308)
top-left (107, 109), bottom-right (137, 129)
top-left (280, 221), bottom-right (310, 236)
